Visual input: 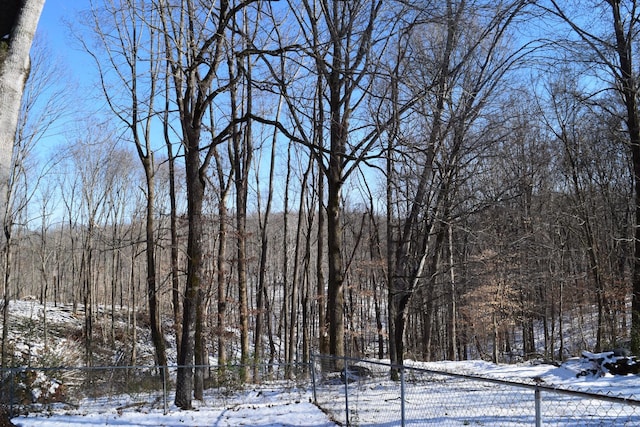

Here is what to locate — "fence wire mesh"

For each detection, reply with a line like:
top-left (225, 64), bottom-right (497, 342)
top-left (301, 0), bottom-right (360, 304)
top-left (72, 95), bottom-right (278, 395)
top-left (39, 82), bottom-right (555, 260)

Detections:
top-left (0, 362), bottom-right (310, 418)
top-left (311, 354), bottom-right (640, 426)
top-left (4, 358), bottom-right (640, 426)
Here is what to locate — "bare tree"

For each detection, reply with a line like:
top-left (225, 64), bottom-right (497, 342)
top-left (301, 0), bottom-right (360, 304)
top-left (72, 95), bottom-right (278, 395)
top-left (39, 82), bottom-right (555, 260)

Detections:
top-left (156, 0), bottom-right (257, 409)
top-left (267, 0), bottom-right (398, 361)
top-left (15, 34), bottom-right (72, 357)
top-left (384, 0), bottom-right (529, 370)
top-left (253, 94), bottom-right (282, 380)
top-left (0, 29), bottom-right (69, 366)
top-left (0, 0), bottom-right (45, 241)
top-left (211, 135), bottom-right (232, 374)
top-left (85, 0), bottom-right (168, 376)
top-left (227, 7), bottom-right (257, 382)
top-left (0, 1), bottom-right (45, 364)
top-left (541, 0), bottom-right (640, 354)
top-left (58, 124), bottom-right (128, 365)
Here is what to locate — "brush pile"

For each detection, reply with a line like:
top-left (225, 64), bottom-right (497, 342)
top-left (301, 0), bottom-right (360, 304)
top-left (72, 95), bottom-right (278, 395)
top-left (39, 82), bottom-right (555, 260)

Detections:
top-left (577, 349), bottom-right (640, 377)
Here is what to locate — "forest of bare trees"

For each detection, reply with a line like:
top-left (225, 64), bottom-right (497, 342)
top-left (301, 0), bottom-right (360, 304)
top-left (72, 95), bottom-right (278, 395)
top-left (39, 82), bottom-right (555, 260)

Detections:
top-left (3, 0), bottom-right (640, 409)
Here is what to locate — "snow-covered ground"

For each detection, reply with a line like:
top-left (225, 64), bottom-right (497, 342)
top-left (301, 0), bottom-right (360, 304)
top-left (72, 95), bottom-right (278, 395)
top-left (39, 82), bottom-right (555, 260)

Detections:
top-left (10, 359), bottom-right (640, 427)
top-left (4, 299), bottom-right (640, 426)
top-left (14, 384), bottom-right (336, 427)
top-left (4, 300), bottom-right (336, 427)
top-left (313, 358), bottom-right (640, 426)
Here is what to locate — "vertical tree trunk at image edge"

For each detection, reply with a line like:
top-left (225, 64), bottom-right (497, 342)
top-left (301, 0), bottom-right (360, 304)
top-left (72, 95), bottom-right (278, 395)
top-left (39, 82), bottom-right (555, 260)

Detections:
top-left (0, 0), bottom-right (45, 241)
top-left (0, 0), bottom-right (45, 367)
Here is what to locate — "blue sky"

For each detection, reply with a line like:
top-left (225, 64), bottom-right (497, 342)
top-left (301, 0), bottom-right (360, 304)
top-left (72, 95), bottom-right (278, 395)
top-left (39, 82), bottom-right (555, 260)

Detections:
top-left (38, 0), bottom-right (91, 74)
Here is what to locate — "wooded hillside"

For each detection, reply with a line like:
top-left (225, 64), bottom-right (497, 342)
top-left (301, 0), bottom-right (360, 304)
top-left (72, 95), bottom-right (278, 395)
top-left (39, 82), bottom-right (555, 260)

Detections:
top-left (2, 0), bottom-right (639, 408)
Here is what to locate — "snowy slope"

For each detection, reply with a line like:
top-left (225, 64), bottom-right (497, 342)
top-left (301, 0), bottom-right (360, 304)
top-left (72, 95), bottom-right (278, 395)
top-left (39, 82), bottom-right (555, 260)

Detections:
top-left (4, 299), bottom-right (640, 426)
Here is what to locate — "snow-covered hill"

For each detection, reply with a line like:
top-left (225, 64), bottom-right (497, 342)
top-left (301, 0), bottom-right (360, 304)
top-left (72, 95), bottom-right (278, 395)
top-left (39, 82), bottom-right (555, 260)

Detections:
top-left (4, 299), bottom-right (640, 426)
top-left (1, 299), bottom-right (172, 368)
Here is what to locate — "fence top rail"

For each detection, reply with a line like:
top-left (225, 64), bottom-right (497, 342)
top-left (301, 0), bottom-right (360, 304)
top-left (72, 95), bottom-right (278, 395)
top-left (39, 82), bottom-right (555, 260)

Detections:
top-left (0, 362), bottom-right (310, 373)
top-left (311, 353), bottom-right (640, 407)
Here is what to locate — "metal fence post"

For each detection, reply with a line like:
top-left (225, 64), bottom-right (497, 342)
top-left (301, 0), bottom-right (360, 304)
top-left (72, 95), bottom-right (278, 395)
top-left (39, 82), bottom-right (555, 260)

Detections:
top-left (535, 384), bottom-right (542, 427)
top-left (400, 366), bottom-right (406, 427)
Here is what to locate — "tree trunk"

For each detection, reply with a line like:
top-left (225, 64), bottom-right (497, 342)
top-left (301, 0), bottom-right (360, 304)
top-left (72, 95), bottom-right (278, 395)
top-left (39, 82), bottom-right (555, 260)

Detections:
top-left (228, 48), bottom-right (251, 382)
top-left (164, 96), bottom-right (181, 360)
top-left (325, 21), bottom-right (348, 359)
top-left (194, 285), bottom-right (204, 400)
top-left (0, 0), bottom-right (44, 232)
top-left (129, 247), bottom-right (138, 365)
top-left (254, 97), bottom-right (280, 379)
top-left (317, 159), bottom-right (328, 355)
top-left (0, 225), bottom-right (12, 367)
top-left (388, 28), bottom-right (448, 370)
top-left (175, 129), bottom-right (204, 409)
top-left (215, 151), bottom-right (229, 373)
top-left (254, 210), bottom-right (268, 380)
top-left (216, 213), bottom-right (227, 363)
top-left (158, 0), bottom-right (239, 407)
top-left (0, 5), bottom-right (44, 354)
top-left (144, 162), bottom-right (167, 380)
top-left (447, 223), bottom-right (457, 361)
top-left (235, 140), bottom-right (250, 383)
top-left (386, 78), bottom-right (398, 376)
top-left (326, 169), bottom-right (344, 359)
top-left (281, 144), bottom-right (291, 365)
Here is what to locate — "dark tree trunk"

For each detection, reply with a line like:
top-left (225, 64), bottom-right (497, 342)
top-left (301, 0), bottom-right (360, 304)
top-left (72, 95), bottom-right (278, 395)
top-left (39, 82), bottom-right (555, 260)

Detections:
top-left (175, 129), bottom-right (204, 410)
top-left (144, 164), bottom-right (167, 379)
top-left (326, 169), bottom-right (344, 359)
top-left (317, 166), bottom-right (328, 355)
top-left (326, 39), bottom-right (346, 359)
top-left (164, 121), bottom-right (182, 360)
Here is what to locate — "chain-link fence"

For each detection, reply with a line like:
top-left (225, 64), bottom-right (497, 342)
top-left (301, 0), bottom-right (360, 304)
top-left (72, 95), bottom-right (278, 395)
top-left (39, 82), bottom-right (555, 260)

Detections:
top-left (311, 354), bottom-right (640, 426)
top-left (5, 358), bottom-right (640, 426)
top-left (0, 362), bottom-right (310, 418)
